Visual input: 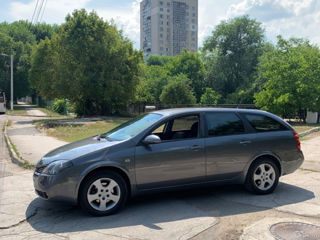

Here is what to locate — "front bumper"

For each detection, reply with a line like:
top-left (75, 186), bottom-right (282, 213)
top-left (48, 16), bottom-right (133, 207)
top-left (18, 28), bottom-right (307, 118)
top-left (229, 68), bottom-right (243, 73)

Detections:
top-left (33, 171), bottom-right (78, 203)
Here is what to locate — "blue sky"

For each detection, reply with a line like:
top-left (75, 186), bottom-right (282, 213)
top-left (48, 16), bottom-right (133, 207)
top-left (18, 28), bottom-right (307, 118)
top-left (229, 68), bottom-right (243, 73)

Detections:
top-left (1, 0), bottom-right (320, 49)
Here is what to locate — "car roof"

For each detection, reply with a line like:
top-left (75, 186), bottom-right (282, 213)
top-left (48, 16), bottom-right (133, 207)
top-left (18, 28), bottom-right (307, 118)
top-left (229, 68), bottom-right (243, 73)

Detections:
top-left (152, 108), bottom-right (266, 116)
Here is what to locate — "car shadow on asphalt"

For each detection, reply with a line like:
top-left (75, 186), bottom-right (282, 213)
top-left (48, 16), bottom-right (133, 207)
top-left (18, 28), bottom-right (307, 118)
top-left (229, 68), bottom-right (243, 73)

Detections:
top-left (26, 182), bottom-right (315, 234)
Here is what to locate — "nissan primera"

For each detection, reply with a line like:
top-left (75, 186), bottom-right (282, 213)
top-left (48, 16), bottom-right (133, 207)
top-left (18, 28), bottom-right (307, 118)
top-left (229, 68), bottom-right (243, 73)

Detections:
top-left (34, 108), bottom-right (304, 216)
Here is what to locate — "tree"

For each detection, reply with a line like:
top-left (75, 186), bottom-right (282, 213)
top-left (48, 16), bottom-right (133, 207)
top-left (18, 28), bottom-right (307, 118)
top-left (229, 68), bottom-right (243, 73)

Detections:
top-left (255, 36), bottom-right (320, 120)
top-left (160, 74), bottom-right (196, 105)
top-left (200, 88), bottom-right (221, 105)
top-left (203, 15), bottom-right (265, 103)
top-left (166, 49), bottom-right (205, 102)
top-left (141, 65), bottom-right (169, 103)
top-left (146, 55), bottom-right (171, 66)
top-left (29, 9), bottom-right (143, 115)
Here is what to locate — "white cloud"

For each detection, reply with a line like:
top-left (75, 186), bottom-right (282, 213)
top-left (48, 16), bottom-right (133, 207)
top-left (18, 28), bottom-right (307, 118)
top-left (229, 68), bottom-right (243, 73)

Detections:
top-left (8, 0), bottom-right (320, 48)
top-left (92, 0), bottom-right (141, 48)
top-left (225, 0), bottom-right (320, 45)
top-left (10, 0), bottom-right (91, 24)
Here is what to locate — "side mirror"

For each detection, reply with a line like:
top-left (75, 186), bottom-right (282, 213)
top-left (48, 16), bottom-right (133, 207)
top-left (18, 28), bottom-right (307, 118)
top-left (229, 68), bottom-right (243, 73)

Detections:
top-left (143, 135), bottom-right (161, 145)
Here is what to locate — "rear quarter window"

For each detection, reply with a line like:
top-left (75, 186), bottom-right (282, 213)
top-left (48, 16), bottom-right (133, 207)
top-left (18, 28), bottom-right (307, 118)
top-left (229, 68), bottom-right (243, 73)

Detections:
top-left (244, 114), bottom-right (288, 132)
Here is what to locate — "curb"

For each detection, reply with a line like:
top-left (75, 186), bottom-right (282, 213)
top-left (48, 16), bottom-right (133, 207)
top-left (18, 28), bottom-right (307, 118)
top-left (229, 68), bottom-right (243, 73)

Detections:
top-left (299, 127), bottom-right (320, 138)
top-left (3, 121), bottom-right (35, 168)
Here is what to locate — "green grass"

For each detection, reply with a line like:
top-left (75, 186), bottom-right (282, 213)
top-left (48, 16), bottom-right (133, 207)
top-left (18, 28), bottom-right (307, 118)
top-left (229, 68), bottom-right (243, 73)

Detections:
top-left (6, 104), bottom-right (28, 115)
top-left (291, 124), bottom-right (320, 133)
top-left (36, 107), bottom-right (66, 117)
top-left (36, 118), bottom-right (129, 142)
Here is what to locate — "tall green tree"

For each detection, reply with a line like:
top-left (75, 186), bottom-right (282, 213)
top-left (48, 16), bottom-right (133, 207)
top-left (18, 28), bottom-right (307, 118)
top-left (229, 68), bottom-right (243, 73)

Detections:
top-left (160, 74), bottom-right (196, 105)
top-left (146, 55), bottom-right (171, 66)
top-left (255, 36), bottom-right (320, 119)
top-left (29, 9), bottom-right (143, 115)
top-left (142, 65), bottom-right (169, 103)
top-left (203, 15), bottom-right (265, 103)
top-left (200, 88), bottom-right (221, 105)
top-left (166, 49), bottom-right (205, 102)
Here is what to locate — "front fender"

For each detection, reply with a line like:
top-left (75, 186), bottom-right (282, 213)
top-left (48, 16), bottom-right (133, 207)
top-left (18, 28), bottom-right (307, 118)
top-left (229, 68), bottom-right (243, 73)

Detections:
top-left (75, 160), bottom-right (134, 200)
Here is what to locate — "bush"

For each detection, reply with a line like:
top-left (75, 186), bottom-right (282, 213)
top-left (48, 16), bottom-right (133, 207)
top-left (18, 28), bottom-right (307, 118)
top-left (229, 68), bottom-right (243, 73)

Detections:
top-left (200, 88), bottom-right (221, 105)
top-left (52, 99), bottom-right (66, 114)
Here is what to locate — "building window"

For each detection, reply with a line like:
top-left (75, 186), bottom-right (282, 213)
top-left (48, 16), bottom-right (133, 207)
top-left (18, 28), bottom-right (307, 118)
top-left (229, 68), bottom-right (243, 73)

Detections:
top-left (167, 9), bottom-right (170, 13)
top-left (160, 47), bottom-right (164, 51)
top-left (192, 19), bottom-right (195, 23)
top-left (186, 12), bottom-right (189, 16)
top-left (186, 18), bottom-right (189, 22)
top-left (160, 14), bottom-right (163, 18)
top-left (192, 6), bottom-right (196, 11)
top-left (160, 21), bottom-right (163, 25)
top-left (160, 27), bottom-right (164, 31)
top-left (192, 13), bottom-right (196, 17)
top-left (167, 21), bottom-right (170, 25)
top-left (160, 40), bottom-right (164, 44)
top-left (191, 31), bottom-right (196, 36)
top-left (160, 8), bottom-right (163, 11)
top-left (160, 33), bottom-right (163, 38)
top-left (160, 1), bottom-right (163, 6)
top-left (167, 15), bottom-right (170, 19)
top-left (167, 2), bottom-right (170, 6)
top-left (192, 37), bottom-right (196, 41)
top-left (167, 28), bottom-right (170, 32)
top-left (166, 48), bottom-right (169, 52)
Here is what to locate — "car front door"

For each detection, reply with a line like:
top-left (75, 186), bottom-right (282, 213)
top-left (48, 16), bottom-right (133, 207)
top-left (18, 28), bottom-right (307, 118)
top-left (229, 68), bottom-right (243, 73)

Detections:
top-left (134, 114), bottom-right (206, 190)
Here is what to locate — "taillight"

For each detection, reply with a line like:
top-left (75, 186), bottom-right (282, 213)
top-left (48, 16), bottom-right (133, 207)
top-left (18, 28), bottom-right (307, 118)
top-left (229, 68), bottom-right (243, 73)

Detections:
top-left (293, 131), bottom-right (301, 151)
top-left (4, 103), bottom-right (6, 108)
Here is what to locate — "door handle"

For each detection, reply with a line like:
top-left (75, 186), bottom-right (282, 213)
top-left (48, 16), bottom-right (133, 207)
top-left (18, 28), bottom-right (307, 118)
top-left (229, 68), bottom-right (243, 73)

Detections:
top-left (240, 140), bottom-right (251, 145)
top-left (191, 145), bottom-right (202, 151)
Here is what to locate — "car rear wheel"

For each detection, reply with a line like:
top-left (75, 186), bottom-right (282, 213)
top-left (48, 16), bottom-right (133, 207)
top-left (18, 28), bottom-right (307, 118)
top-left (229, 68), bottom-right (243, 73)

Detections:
top-left (245, 159), bottom-right (280, 194)
top-left (79, 171), bottom-right (128, 216)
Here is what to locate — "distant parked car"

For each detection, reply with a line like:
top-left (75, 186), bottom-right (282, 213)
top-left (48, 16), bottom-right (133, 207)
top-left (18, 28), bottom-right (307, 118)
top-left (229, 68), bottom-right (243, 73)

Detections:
top-left (33, 108), bottom-right (304, 216)
top-left (0, 90), bottom-right (6, 114)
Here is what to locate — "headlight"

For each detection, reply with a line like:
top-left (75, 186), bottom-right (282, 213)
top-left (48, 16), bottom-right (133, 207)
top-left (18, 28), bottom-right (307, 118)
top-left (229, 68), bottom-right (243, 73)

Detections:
top-left (42, 160), bottom-right (73, 175)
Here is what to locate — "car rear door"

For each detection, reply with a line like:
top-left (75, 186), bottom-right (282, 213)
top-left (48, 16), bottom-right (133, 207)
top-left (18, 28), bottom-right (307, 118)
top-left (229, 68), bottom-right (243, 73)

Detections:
top-left (204, 112), bottom-right (255, 181)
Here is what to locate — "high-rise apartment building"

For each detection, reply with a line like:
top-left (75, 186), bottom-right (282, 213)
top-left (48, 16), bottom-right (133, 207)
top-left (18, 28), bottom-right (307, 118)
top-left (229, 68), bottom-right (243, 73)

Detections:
top-left (140, 0), bottom-right (198, 59)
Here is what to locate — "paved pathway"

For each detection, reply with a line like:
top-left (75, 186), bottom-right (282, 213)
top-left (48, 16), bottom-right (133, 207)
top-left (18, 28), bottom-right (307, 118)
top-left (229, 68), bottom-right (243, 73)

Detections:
top-left (6, 104), bottom-right (67, 165)
top-left (300, 135), bottom-right (320, 172)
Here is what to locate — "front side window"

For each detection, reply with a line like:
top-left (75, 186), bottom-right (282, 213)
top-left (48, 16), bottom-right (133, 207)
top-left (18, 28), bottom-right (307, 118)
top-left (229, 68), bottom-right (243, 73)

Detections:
top-left (104, 113), bottom-right (162, 141)
top-left (206, 112), bottom-right (245, 137)
top-left (245, 114), bottom-right (288, 132)
top-left (151, 114), bottom-right (200, 141)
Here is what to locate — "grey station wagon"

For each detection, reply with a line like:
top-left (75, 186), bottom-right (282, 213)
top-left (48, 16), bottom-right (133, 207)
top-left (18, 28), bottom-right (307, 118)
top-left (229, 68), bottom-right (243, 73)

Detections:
top-left (33, 108), bottom-right (304, 215)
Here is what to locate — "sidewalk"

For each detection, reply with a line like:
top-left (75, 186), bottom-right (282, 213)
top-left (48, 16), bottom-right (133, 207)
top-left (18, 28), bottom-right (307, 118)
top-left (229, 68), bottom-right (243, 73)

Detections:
top-left (6, 104), bottom-right (67, 165)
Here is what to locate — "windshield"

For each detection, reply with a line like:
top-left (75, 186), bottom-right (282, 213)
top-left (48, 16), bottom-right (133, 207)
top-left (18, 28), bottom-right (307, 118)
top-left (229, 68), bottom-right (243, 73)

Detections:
top-left (102, 113), bottom-right (163, 141)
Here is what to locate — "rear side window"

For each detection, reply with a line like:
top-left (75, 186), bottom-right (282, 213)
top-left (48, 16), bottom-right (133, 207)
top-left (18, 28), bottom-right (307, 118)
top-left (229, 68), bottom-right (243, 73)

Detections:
top-left (245, 114), bottom-right (288, 132)
top-left (205, 112), bottom-right (245, 137)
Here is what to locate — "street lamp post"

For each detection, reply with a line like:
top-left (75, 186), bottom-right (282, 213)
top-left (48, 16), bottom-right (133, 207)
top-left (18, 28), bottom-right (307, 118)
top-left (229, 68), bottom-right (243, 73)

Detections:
top-left (1, 53), bottom-right (13, 110)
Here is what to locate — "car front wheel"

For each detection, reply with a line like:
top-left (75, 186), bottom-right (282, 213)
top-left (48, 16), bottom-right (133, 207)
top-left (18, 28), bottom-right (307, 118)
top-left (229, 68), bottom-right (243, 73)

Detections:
top-left (245, 159), bottom-right (280, 194)
top-left (79, 171), bottom-right (128, 216)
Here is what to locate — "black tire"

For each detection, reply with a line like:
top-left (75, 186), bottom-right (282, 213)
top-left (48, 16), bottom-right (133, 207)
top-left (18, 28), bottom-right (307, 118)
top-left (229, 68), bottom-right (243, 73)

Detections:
top-left (79, 170), bottom-right (128, 216)
top-left (244, 158), bottom-right (280, 195)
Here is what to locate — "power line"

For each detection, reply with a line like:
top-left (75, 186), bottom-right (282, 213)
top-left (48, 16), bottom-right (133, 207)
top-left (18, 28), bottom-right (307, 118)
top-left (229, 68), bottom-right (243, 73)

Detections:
top-left (39, 0), bottom-right (48, 23)
top-left (31, 0), bottom-right (40, 24)
top-left (34, 0), bottom-right (45, 24)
